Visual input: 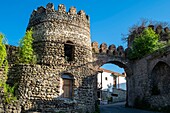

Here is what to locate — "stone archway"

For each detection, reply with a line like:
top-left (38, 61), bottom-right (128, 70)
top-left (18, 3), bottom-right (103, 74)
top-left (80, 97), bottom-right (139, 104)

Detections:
top-left (91, 42), bottom-right (133, 106)
top-left (93, 54), bottom-right (132, 106)
top-left (91, 41), bottom-right (132, 77)
top-left (93, 54), bottom-right (132, 77)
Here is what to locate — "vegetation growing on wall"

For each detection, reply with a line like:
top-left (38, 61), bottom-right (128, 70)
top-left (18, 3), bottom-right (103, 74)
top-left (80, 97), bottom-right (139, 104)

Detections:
top-left (0, 81), bottom-right (17, 103)
top-left (128, 28), bottom-right (165, 59)
top-left (0, 34), bottom-right (6, 60)
top-left (0, 33), bottom-right (17, 103)
top-left (19, 29), bottom-right (36, 64)
top-left (0, 33), bottom-right (8, 76)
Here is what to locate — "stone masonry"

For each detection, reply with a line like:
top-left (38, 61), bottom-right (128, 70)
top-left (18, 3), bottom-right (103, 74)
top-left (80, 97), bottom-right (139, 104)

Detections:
top-left (1, 3), bottom-right (97, 113)
top-left (127, 46), bottom-right (170, 110)
top-left (28, 3), bottom-right (92, 66)
top-left (17, 3), bottom-right (96, 113)
top-left (0, 2), bottom-right (170, 113)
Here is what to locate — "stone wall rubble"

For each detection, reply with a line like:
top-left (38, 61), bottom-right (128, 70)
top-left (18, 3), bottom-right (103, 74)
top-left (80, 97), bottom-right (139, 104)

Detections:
top-left (10, 64), bottom-right (97, 113)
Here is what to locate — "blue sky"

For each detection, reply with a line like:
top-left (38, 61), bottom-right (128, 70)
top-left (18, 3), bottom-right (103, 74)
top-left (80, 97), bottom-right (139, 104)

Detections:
top-left (0, 0), bottom-right (170, 73)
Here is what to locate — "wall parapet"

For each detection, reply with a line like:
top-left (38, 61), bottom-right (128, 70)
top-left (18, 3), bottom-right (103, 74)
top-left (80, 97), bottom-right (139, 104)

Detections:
top-left (91, 41), bottom-right (127, 58)
top-left (27, 3), bottom-right (90, 31)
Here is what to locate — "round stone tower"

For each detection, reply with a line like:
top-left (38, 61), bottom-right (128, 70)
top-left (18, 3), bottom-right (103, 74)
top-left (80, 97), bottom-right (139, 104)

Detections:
top-left (27, 3), bottom-right (92, 66)
top-left (22, 3), bottom-right (96, 113)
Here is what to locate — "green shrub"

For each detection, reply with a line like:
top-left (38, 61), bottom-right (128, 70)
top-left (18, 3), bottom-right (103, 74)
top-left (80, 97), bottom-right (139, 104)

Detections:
top-left (19, 29), bottom-right (36, 64)
top-left (0, 80), bottom-right (3, 87)
top-left (0, 33), bottom-right (7, 67)
top-left (0, 81), bottom-right (17, 103)
top-left (128, 28), bottom-right (165, 59)
top-left (0, 33), bottom-right (8, 75)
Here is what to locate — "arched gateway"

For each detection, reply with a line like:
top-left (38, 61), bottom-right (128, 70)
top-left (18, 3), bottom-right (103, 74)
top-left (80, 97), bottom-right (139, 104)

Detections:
top-left (91, 42), bottom-right (132, 77)
top-left (91, 41), bottom-right (132, 107)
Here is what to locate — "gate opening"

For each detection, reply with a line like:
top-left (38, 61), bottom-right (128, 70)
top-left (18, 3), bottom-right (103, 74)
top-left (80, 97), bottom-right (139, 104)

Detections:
top-left (97, 63), bottom-right (127, 105)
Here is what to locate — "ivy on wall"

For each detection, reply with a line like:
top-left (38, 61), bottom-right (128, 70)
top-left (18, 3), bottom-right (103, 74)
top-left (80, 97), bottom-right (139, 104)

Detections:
top-left (0, 29), bottom-right (36, 103)
top-left (0, 33), bottom-right (8, 76)
top-left (19, 29), bottom-right (36, 64)
top-left (0, 81), bottom-right (17, 103)
top-left (0, 33), bottom-right (16, 103)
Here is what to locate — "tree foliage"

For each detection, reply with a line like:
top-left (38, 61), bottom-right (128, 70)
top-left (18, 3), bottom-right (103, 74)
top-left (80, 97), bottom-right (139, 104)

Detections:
top-left (0, 33), bottom-right (16, 103)
top-left (19, 29), bottom-right (36, 64)
top-left (0, 81), bottom-right (17, 103)
top-left (0, 33), bottom-right (7, 67)
top-left (128, 28), bottom-right (164, 59)
top-left (0, 33), bottom-right (8, 75)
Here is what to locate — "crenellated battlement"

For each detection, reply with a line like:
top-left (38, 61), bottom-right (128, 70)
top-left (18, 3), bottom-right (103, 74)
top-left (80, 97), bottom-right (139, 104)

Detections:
top-left (27, 3), bottom-right (90, 30)
top-left (27, 3), bottom-right (92, 66)
top-left (91, 41), bottom-right (127, 58)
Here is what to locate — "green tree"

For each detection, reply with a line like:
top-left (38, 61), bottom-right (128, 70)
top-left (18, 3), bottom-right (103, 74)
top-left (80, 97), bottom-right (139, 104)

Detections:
top-left (19, 29), bottom-right (36, 64)
top-left (128, 28), bottom-right (164, 59)
top-left (0, 34), bottom-right (16, 103)
top-left (0, 33), bottom-right (7, 67)
top-left (0, 33), bottom-right (8, 74)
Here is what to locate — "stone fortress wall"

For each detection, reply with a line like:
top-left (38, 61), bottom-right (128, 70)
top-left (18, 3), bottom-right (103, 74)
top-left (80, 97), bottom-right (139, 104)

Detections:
top-left (0, 2), bottom-right (170, 113)
top-left (17, 3), bottom-right (96, 113)
top-left (91, 24), bottom-right (170, 111)
top-left (8, 64), bottom-right (97, 113)
top-left (127, 46), bottom-right (170, 110)
top-left (126, 24), bottom-right (170, 110)
top-left (0, 3), bottom-right (97, 113)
